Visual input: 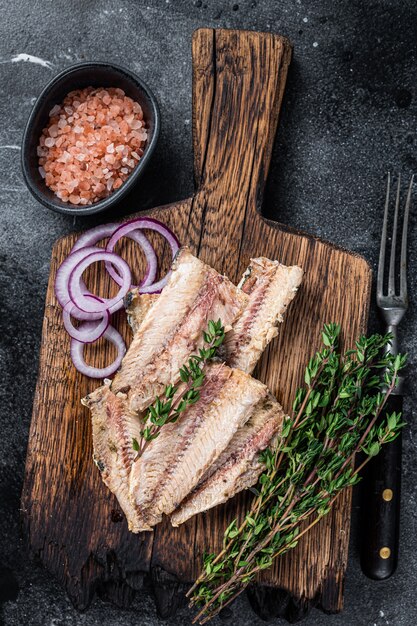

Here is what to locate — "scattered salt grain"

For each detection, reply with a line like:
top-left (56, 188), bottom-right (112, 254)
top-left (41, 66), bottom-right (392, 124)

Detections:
top-left (38, 86), bottom-right (147, 205)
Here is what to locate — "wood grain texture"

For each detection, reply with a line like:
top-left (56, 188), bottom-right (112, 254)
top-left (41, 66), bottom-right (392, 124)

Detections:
top-left (21, 28), bottom-right (372, 621)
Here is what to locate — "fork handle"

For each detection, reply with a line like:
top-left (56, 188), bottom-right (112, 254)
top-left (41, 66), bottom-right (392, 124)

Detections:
top-left (360, 394), bottom-right (403, 580)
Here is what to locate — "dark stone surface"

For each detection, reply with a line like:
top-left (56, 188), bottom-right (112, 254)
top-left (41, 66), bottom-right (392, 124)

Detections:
top-left (0, 0), bottom-right (416, 624)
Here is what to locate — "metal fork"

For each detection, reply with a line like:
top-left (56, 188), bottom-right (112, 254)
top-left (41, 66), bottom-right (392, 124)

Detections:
top-left (377, 173), bottom-right (414, 358)
top-left (361, 173), bottom-right (414, 581)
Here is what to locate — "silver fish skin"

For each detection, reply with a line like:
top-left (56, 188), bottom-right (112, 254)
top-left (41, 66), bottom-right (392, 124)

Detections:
top-left (124, 290), bottom-right (158, 335)
top-left (128, 363), bottom-right (268, 531)
top-left (111, 248), bottom-right (248, 413)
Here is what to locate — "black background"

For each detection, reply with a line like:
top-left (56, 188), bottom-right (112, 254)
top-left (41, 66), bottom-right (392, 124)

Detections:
top-left (1, 1), bottom-right (416, 624)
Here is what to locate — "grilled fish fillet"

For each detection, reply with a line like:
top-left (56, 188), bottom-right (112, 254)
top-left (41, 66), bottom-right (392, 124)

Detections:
top-left (125, 257), bottom-right (303, 376)
top-left (81, 381), bottom-right (143, 532)
top-left (111, 248), bottom-right (248, 412)
top-left (222, 258), bottom-right (303, 373)
top-left (168, 260), bottom-right (301, 524)
top-left (128, 363), bottom-right (268, 531)
top-left (122, 256), bottom-right (301, 526)
top-left (170, 394), bottom-right (284, 526)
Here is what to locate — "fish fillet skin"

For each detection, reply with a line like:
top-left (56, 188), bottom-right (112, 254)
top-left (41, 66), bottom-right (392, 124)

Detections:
top-left (124, 292), bottom-right (159, 335)
top-left (170, 394), bottom-right (284, 526)
top-left (81, 382), bottom-right (144, 533)
top-left (222, 258), bottom-right (303, 374)
top-left (111, 248), bottom-right (248, 412)
top-left (128, 363), bottom-right (268, 531)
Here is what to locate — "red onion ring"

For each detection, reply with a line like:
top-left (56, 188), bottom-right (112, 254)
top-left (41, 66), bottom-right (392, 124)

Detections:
top-left (71, 223), bottom-right (119, 252)
top-left (70, 324), bottom-right (126, 379)
top-left (55, 246), bottom-right (103, 320)
top-left (68, 251), bottom-right (132, 313)
top-left (63, 299), bottom-right (110, 343)
top-left (55, 217), bottom-right (181, 376)
top-left (71, 222), bottom-right (157, 288)
top-left (106, 217), bottom-right (180, 294)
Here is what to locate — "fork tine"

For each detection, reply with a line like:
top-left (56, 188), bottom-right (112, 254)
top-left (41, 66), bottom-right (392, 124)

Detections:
top-left (400, 174), bottom-right (414, 299)
top-left (388, 173), bottom-right (401, 296)
top-left (377, 172), bottom-right (391, 297)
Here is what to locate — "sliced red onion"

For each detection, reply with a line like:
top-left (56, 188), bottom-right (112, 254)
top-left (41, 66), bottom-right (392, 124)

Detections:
top-left (56, 218), bottom-right (181, 377)
top-left (106, 217), bottom-right (180, 294)
top-left (55, 246), bottom-right (103, 320)
top-left (69, 251), bottom-right (132, 313)
top-left (71, 222), bottom-right (157, 288)
top-left (70, 324), bottom-right (126, 378)
top-left (71, 223), bottom-right (120, 253)
top-left (63, 299), bottom-right (110, 343)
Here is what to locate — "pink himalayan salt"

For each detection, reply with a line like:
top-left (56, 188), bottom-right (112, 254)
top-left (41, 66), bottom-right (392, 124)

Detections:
top-left (38, 86), bottom-right (148, 205)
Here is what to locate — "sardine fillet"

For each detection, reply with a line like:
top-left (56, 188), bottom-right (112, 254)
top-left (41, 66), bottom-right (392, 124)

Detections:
top-left (111, 248), bottom-right (248, 413)
top-left (170, 394), bottom-right (284, 526)
top-left (223, 258), bottom-right (303, 373)
top-left (129, 363), bottom-right (268, 531)
top-left (125, 257), bottom-right (303, 376)
top-left (81, 382), bottom-right (143, 533)
top-left (122, 256), bottom-right (302, 526)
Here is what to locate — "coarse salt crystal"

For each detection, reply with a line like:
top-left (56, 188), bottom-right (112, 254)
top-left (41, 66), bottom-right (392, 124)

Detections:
top-left (38, 86), bottom-right (147, 205)
top-left (49, 104), bottom-right (61, 117)
top-left (49, 124), bottom-right (59, 138)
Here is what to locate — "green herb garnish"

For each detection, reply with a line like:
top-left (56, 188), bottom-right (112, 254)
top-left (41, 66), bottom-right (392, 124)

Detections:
top-left (188, 324), bottom-right (406, 624)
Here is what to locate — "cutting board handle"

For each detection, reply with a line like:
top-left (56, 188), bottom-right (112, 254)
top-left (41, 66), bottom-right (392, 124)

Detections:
top-left (191, 28), bottom-right (292, 237)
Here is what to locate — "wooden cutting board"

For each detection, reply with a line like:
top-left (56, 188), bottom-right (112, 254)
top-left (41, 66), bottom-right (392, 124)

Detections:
top-left (21, 28), bottom-right (371, 622)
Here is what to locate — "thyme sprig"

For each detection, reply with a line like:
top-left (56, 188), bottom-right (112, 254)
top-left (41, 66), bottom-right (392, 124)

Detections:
top-left (132, 319), bottom-right (225, 457)
top-left (188, 324), bottom-right (406, 624)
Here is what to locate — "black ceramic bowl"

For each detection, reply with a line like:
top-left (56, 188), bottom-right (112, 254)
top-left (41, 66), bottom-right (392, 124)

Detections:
top-left (21, 62), bottom-right (160, 216)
